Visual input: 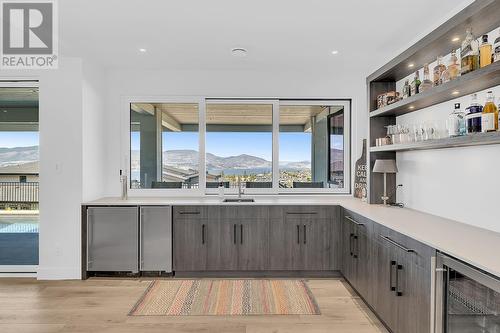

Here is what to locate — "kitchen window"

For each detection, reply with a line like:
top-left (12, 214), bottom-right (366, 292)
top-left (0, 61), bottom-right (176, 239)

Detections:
top-left (127, 98), bottom-right (350, 194)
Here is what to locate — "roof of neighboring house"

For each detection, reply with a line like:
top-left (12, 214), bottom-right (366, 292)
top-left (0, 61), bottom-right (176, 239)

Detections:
top-left (0, 161), bottom-right (39, 175)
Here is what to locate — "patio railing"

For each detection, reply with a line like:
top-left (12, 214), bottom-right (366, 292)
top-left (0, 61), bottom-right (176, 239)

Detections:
top-left (0, 182), bottom-right (39, 203)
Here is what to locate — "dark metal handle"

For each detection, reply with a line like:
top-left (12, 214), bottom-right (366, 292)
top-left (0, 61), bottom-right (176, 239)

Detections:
top-left (287, 212), bottom-right (317, 215)
top-left (346, 216), bottom-right (365, 226)
top-left (297, 225), bottom-right (300, 244)
top-left (233, 224), bottom-right (237, 244)
top-left (396, 264), bottom-right (403, 296)
top-left (303, 225), bottom-right (306, 244)
top-left (202, 224), bottom-right (205, 244)
top-left (380, 235), bottom-right (415, 253)
top-left (349, 233), bottom-right (354, 256)
top-left (353, 235), bottom-right (358, 258)
top-left (240, 224), bottom-right (243, 244)
top-left (390, 260), bottom-right (396, 291)
top-left (179, 211), bottom-right (200, 215)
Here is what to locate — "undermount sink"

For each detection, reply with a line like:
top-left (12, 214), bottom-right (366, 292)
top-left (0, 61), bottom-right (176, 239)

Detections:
top-left (223, 198), bottom-right (255, 203)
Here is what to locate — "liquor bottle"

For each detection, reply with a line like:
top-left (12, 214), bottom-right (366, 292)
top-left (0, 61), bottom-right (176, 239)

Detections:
top-left (447, 103), bottom-right (466, 137)
top-left (419, 63), bottom-right (433, 93)
top-left (481, 91), bottom-right (498, 132)
top-left (402, 79), bottom-right (410, 98)
top-left (461, 28), bottom-right (479, 75)
top-left (433, 56), bottom-right (446, 86)
top-left (465, 93), bottom-right (483, 133)
top-left (410, 71), bottom-right (420, 96)
top-left (479, 34), bottom-right (492, 68)
top-left (494, 29), bottom-right (500, 62)
top-left (447, 50), bottom-right (460, 81)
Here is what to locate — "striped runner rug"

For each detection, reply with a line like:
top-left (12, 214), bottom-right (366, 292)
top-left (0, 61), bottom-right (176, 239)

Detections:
top-left (129, 279), bottom-right (320, 316)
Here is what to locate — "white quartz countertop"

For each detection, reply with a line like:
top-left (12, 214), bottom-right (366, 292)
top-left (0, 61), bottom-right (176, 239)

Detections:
top-left (84, 195), bottom-right (500, 278)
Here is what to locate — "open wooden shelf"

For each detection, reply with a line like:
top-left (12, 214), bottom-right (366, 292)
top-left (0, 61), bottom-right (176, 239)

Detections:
top-left (370, 61), bottom-right (500, 117)
top-left (370, 132), bottom-right (500, 152)
top-left (367, 0), bottom-right (500, 82)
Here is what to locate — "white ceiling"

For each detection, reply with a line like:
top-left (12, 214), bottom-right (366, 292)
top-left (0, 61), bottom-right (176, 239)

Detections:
top-left (59, 0), bottom-right (474, 72)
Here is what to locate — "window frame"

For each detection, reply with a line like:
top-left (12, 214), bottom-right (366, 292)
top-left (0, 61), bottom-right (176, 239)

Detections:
top-left (277, 100), bottom-right (351, 194)
top-left (123, 96), bottom-right (351, 196)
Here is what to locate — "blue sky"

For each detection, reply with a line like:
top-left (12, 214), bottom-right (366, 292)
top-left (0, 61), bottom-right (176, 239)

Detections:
top-left (0, 132), bottom-right (39, 148)
top-left (132, 131), bottom-right (314, 162)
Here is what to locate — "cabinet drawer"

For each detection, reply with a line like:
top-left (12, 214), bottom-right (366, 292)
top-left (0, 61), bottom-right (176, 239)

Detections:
top-left (375, 224), bottom-right (434, 271)
top-left (173, 206), bottom-right (209, 219)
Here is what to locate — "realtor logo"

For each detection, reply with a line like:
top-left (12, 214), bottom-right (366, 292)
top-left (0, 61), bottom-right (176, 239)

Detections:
top-left (1, 0), bottom-right (58, 69)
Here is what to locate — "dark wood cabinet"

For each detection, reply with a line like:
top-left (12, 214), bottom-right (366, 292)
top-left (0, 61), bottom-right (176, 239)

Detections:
top-left (174, 205), bottom-right (339, 272)
top-left (341, 210), bottom-right (373, 303)
top-left (172, 214), bottom-right (208, 271)
top-left (371, 224), bottom-right (433, 333)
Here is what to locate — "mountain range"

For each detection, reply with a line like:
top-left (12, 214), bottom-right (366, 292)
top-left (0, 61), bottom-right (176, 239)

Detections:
top-left (131, 149), bottom-right (314, 172)
top-left (0, 146), bottom-right (38, 167)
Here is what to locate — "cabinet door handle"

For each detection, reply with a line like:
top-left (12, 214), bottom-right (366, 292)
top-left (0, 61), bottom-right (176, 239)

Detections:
top-left (345, 216), bottom-right (365, 226)
top-left (396, 264), bottom-right (403, 296)
top-left (303, 225), bottom-right (307, 244)
top-left (297, 225), bottom-right (300, 244)
top-left (202, 224), bottom-right (205, 244)
top-left (287, 212), bottom-right (317, 215)
top-left (390, 260), bottom-right (396, 291)
top-left (380, 235), bottom-right (415, 253)
top-left (233, 224), bottom-right (237, 244)
top-left (240, 224), bottom-right (243, 244)
top-left (353, 235), bottom-right (358, 259)
top-left (349, 233), bottom-right (354, 256)
top-left (179, 211), bottom-right (200, 215)
top-left (139, 208), bottom-right (144, 270)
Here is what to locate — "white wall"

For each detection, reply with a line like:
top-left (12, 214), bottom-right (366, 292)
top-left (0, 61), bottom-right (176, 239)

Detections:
top-left (82, 63), bottom-right (106, 202)
top-left (396, 85), bottom-right (500, 232)
top-left (1, 58), bottom-right (106, 279)
top-left (103, 67), bottom-right (371, 196)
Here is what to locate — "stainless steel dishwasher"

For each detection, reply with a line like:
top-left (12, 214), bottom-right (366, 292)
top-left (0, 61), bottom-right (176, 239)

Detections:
top-left (87, 206), bottom-right (139, 272)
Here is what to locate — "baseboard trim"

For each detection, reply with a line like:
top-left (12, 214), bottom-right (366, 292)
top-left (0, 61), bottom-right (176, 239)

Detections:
top-left (173, 270), bottom-right (342, 278)
top-left (37, 266), bottom-right (82, 280)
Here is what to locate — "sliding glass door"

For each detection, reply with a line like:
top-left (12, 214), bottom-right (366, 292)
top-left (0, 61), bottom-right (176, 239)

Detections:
top-left (0, 82), bottom-right (39, 273)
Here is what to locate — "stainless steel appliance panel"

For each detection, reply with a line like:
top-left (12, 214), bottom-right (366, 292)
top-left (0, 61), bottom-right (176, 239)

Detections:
top-left (87, 207), bottom-right (139, 272)
top-left (140, 206), bottom-right (172, 272)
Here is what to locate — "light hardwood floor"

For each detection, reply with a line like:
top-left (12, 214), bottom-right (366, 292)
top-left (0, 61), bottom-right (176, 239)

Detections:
top-left (0, 278), bottom-right (387, 333)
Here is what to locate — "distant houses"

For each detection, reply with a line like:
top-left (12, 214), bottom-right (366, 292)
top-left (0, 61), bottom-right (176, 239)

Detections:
top-left (0, 161), bottom-right (39, 210)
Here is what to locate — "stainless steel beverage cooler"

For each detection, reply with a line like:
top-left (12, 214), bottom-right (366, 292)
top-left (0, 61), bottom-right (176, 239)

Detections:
top-left (435, 253), bottom-right (500, 333)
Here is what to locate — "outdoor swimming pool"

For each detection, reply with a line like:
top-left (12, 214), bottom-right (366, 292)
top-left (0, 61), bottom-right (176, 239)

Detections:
top-left (0, 214), bottom-right (39, 265)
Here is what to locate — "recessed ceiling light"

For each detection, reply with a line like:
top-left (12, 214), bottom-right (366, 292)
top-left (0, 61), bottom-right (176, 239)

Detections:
top-left (409, 105), bottom-right (415, 110)
top-left (452, 90), bottom-right (459, 95)
top-left (452, 37), bottom-right (460, 42)
top-left (331, 50), bottom-right (339, 55)
top-left (139, 48), bottom-right (147, 53)
top-left (408, 63), bottom-right (414, 68)
top-left (231, 48), bottom-right (247, 57)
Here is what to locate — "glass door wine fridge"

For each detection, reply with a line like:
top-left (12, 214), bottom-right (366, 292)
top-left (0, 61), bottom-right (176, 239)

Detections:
top-left (435, 253), bottom-right (500, 333)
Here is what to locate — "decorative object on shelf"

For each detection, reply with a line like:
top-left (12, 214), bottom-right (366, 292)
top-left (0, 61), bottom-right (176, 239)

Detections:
top-left (354, 139), bottom-right (367, 201)
top-left (410, 70), bottom-right (421, 96)
top-left (482, 90), bottom-right (498, 132)
top-left (376, 91), bottom-right (400, 109)
top-left (494, 29), bottom-right (500, 63)
top-left (447, 103), bottom-right (466, 137)
top-left (419, 63), bottom-right (433, 93)
top-left (479, 34), bottom-right (492, 68)
top-left (465, 93), bottom-right (483, 133)
top-left (402, 79), bottom-right (410, 98)
top-left (373, 159), bottom-right (398, 206)
top-left (441, 50), bottom-right (460, 83)
top-left (433, 56), bottom-right (446, 86)
top-left (461, 27), bottom-right (479, 75)
top-left (375, 137), bottom-right (391, 146)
